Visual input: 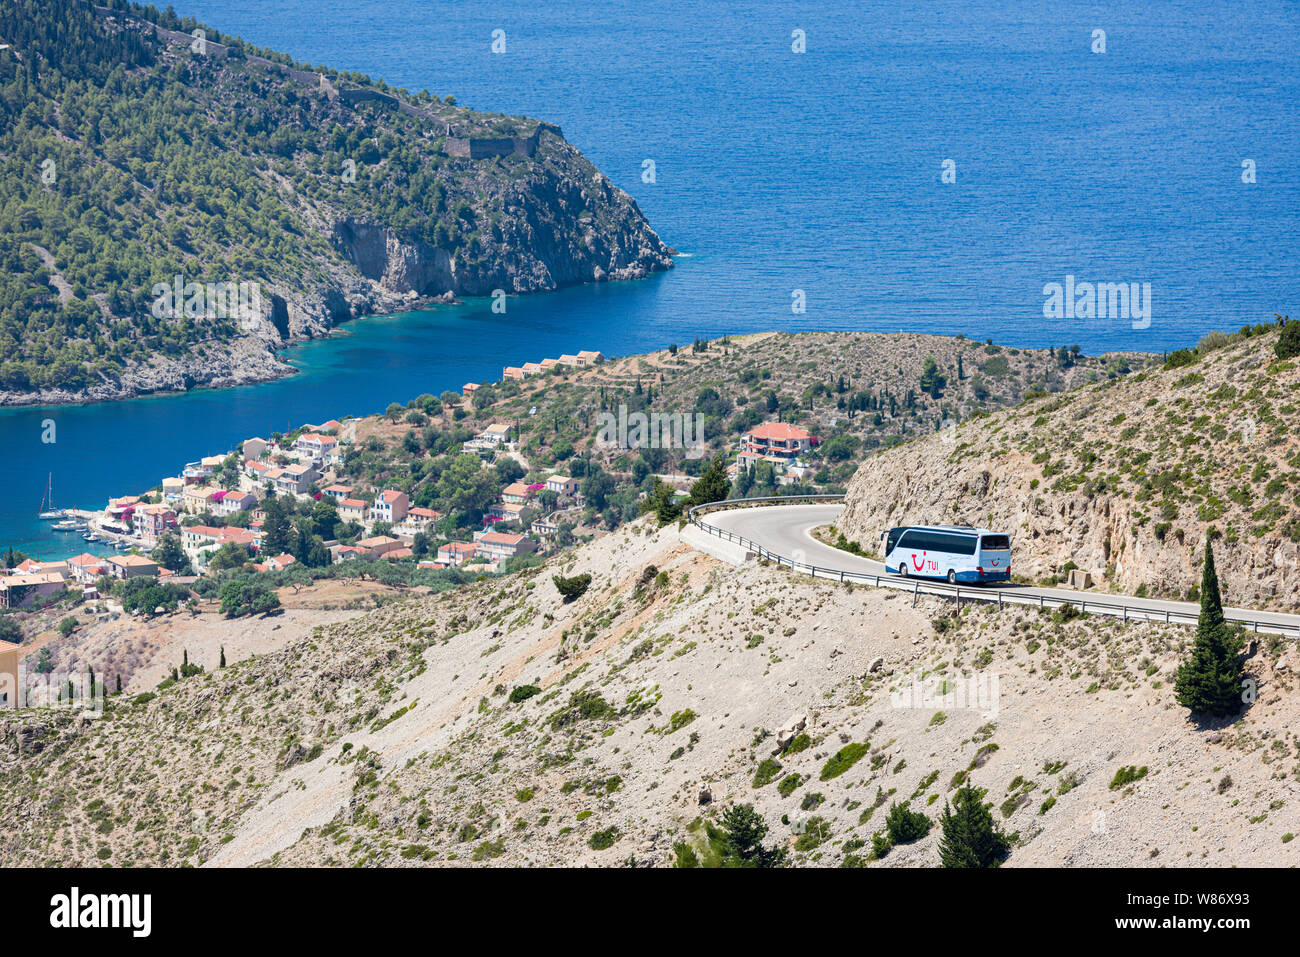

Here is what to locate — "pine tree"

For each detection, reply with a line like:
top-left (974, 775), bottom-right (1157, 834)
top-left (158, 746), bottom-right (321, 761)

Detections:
top-left (938, 784), bottom-right (1010, 867)
top-left (718, 804), bottom-right (785, 868)
top-left (687, 455), bottom-right (731, 509)
top-left (1174, 536), bottom-right (1244, 717)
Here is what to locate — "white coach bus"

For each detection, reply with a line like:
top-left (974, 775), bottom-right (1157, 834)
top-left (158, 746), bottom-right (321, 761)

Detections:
top-left (881, 525), bottom-right (1011, 584)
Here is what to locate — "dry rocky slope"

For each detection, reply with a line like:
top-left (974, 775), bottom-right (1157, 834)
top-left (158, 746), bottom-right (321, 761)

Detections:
top-left (839, 329), bottom-right (1300, 612)
top-left (2, 516), bottom-right (1296, 867)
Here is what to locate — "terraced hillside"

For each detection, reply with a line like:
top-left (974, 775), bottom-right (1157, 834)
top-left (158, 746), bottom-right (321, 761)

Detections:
top-left (838, 324), bottom-right (1300, 611)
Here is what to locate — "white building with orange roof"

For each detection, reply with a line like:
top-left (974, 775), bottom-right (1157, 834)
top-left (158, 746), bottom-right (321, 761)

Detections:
top-left (737, 422), bottom-right (816, 469)
top-left (436, 541), bottom-right (478, 566)
top-left (338, 498), bottom-right (369, 524)
top-left (474, 531), bottom-right (536, 562)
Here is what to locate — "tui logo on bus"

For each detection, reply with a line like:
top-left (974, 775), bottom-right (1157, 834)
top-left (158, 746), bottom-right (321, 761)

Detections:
top-left (911, 552), bottom-right (937, 573)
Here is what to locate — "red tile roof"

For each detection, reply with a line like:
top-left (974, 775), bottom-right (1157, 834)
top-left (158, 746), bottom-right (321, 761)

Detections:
top-left (747, 422), bottom-right (813, 441)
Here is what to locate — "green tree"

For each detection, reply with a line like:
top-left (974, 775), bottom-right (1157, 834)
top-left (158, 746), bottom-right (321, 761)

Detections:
top-left (938, 784), bottom-right (1011, 868)
top-left (920, 355), bottom-right (946, 399)
top-left (686, 455), bottom-right (730, 509)
top-left (718, 804), bottom-right (786, 868)
top-left (206, 541), bottom-right (252, 571)
top-left (150, 533), bottom-right (191, 574)
top-left (311, 498), bottom-right (339, 540)
top-left (1276, 318), bottom-right (1300, 360)
top-left (437, 454), bottom-right (499, 518)
top-left (0, 614), bottom-right (22, 644)
top-left (1173, 536), bottom-right (1244, 717)
top-left (640, 478), bottom-right (682, 525)
top-left (261, 496), bottom-right (294, 555)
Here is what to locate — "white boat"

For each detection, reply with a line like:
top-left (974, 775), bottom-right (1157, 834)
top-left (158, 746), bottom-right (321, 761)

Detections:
top-left (38, 473), bottom-right (65, 519)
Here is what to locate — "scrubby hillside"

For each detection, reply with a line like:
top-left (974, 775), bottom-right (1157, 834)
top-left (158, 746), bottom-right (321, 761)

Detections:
top-left (0, 0), bottom-right (671, 404)
top-left (2, 514), bottom-right (1295, 867)
top-left (838, 325), bottom-right (1300, 612)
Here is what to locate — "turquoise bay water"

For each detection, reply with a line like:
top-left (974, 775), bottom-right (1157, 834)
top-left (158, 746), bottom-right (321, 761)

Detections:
top-left (3, 0), bottom-right (1297, 556)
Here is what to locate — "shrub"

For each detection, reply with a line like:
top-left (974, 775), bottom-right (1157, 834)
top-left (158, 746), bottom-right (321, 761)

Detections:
top-left (588, 826), bottom-right (620, 850)
top-left (552, 572), bottom-right (592, 602)
top-left (820, 742), bottom-right (869, 780)
top-left (885, 802), bottom-right (932, 844)
top-left (752, 758), bottom-right (783, 788)
top-left (1276, 319), bottom-right (1300, 360)
top-left (1109, 765), bottom-right (1148, 790)
top-left (508, 684), bottom-right (541, 703)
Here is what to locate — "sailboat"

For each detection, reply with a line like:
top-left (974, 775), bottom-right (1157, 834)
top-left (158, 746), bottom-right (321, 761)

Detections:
top-left (38, 473), bottom-right (65, 519)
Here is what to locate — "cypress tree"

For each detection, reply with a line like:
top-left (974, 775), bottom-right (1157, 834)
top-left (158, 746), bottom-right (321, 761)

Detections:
top-left (938, 784), bottom-right (1010, 868)
top-left (220, 645), bottom-right (226, 668)
top-left (1174, 536), bottom-right (1244, 717)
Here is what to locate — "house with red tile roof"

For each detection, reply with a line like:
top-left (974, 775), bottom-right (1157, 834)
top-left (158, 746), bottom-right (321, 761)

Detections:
top-left (474, 531), bottom-right (536, 562)
top-left (322, 484), bottom-right (353, 501)
top-left (338, 498), bottom-right (369, 524)
top-left (737, 422), bottom-right (816, 469)
top-left (436, 541), bottom-right (478, 566)
top-left (66, 553), bottom-right (109, 583)
top-left (372, 489), bottom-right (409, 525)
top-left (104, 554), bottom-right (159, 581)
top-left (0, 571), bottom-right (68, 608)
top-left (354, 536), bottom-right (406, 560)
top-left (501, 482), bottom-right (534, 505)
top-left (252, 553), bottom-right (296, 573)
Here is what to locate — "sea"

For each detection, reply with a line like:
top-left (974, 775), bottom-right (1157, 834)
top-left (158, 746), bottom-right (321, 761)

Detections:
top-left (3, 0), bottom-right (1296, 557)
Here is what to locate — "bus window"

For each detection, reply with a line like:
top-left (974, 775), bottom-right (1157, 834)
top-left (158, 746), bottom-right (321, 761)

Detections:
top-left (980, 535), bottom-right (1010, 550)
top-left (886, 528), bottom-right (903, 553)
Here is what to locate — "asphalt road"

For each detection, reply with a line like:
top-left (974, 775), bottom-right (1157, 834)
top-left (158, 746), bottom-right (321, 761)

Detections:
top-left (703, 503), bottom-right (1300, 634)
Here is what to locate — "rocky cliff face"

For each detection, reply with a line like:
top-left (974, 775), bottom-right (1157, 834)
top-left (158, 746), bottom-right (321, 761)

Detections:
top-left (838, 330), bottom-right (1300, 612)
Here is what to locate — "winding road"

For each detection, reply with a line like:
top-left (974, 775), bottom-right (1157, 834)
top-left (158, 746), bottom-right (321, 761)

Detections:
top-left (699, 503), bottom-right (1300, 638)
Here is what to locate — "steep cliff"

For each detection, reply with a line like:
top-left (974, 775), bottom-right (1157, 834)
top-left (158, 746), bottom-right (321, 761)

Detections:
top-left (838, 327), bottom-right (1300, 611)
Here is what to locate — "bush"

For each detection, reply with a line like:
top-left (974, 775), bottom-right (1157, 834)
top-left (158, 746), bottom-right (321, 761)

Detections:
top-left (752, 758), bottom-right (783, 788)
top-left (552, 573), bottom-right (592, 603)
top-left (588, 826), bottom-right (620, 850)
top-left (1109, 765), bottom-right (1148, 790)
top-left (885, 802), bottom-right (932, 844)
top-left (820, 742), bottom-right (869, 780)
top-left (508, 684), bottom-right (541, 703)
top-left (1276, 319), bottom-right (1300, 360)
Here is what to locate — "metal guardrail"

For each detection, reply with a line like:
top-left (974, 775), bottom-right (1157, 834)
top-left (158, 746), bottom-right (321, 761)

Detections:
top-left (687, 496), bottom-right (1300, 640)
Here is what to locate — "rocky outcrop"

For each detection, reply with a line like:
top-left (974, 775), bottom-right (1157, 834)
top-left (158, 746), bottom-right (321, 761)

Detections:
top-left (838, 331), bottom-right (1300, 612)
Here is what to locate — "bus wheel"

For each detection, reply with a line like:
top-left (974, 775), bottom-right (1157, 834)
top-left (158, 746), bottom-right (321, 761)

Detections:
top-left (898, 564), bottom-right (907, 578)
top-left (947, 570), bottom-right (956, 584)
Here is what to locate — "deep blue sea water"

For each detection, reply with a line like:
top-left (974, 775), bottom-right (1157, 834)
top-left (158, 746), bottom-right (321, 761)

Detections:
top-left (3, 0), bottom-right (1297, 556)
